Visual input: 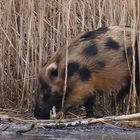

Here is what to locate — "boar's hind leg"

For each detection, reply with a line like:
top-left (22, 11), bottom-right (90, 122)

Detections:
top-left (116, 79), bottom-right (131, 103)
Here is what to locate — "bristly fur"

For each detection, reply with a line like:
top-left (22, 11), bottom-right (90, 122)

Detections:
top-left (34, 26), bottom-right (139, 119)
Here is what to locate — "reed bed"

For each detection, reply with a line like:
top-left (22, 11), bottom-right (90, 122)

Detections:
top-left (0, 0), bottom-right (140, 115)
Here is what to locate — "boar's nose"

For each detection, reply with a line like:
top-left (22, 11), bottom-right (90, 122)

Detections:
top-left (34, 106), bottom-right (50, 119)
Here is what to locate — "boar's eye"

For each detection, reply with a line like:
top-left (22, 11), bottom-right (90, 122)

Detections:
top-left (46, 62), bottom-right (58, 81)
top-left (50, 69), bottom-right (58, 79)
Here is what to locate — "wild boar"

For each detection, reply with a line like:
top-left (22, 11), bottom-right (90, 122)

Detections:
top-left (34, 26), bottom-right (139, 119)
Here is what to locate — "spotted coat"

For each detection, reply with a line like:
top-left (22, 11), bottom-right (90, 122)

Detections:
top-left (34, 26), bottom-right (139, 119)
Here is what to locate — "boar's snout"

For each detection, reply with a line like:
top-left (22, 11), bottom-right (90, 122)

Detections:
top-left (34, 104), bottom-right (51, 119)
top-left (34, 84), bottom-right (62, 119)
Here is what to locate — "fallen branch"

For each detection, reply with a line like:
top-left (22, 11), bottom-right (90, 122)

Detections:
top-left (34, 113), bottom-right (140, 128)
top-left (0, 112), bottom-right (140, 128)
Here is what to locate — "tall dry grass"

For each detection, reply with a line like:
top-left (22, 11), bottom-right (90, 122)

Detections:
top-left (0, 0), bottom-right (140, 115)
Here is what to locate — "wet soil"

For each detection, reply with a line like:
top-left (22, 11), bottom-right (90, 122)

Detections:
top-left (0, 122), bottom-right (140, 140)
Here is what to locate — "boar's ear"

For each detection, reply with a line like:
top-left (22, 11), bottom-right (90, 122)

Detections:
top-left (46, 62), bottom-right (58, 81)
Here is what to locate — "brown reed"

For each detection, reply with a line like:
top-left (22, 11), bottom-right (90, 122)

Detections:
top-left (0, 0), bottom-right (140, 115)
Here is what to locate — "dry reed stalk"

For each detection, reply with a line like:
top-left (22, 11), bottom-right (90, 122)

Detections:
top-left (131, 0), bottom-right (137, 113)
top-left (61, 0), bottom-right (71, 111)
top-left (0, 0), bottom-right (140, 115)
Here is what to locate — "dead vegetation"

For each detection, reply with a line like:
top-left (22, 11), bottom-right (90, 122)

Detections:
top-left (0, 111), bottom-right (140, 134)
top-left (0, 0), bottom-right (140, 118)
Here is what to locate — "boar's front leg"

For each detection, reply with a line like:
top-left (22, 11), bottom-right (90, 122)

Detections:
top-left (84, 96), bottom-right (95, 118)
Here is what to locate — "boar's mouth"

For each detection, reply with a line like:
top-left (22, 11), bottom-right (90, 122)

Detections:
top-left (34, 85), bottom-right (63, 119)
top-left (34, 105), bottom-right (51, 119)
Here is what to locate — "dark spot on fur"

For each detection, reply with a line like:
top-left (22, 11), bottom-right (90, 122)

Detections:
top-left (80, 31), bottom-right (96, 41)
top-left (95, 61), bottom-right (106, 70)
top-left (79, 67), bottom-right (91, 81)
top-left (68, 62), bottom-right (80, 76)
top-left (96, 27), bottom-right (109, 32)
top-left (106, 38), bottom-right (120, 50)
top-left (62, 62), bottom-right (80, 79)
top-left (83, 44), bottom-right (98, 57)
top-left (80, 27), bottom-right (108, 41)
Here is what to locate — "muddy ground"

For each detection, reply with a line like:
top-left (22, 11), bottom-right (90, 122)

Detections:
top-left (0, 118), bottom-right (140, 140)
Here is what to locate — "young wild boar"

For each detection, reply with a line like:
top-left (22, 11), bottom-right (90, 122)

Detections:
top-left (34, 26), bottom-right (139, 119)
